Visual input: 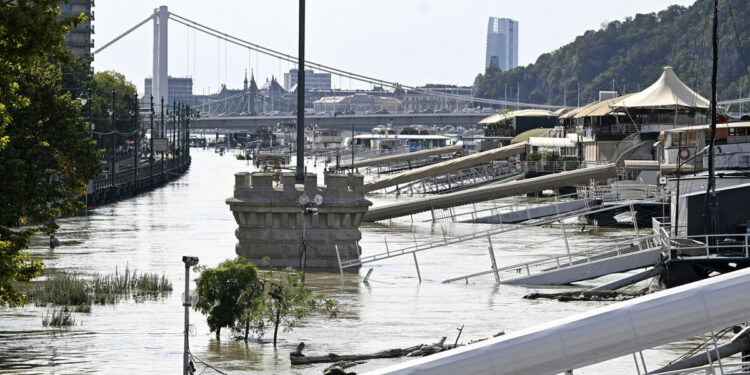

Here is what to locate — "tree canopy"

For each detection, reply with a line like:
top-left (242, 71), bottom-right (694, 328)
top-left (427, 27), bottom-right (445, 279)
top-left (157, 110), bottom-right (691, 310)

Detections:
top-left (475, 0), bottom-right (750, 108)
top-left (0, 1), bottom-right (100, 307)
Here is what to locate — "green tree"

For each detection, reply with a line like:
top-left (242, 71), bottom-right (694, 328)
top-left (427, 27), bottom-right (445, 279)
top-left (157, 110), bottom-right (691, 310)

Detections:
top-left (474, 0), bottom-right (750, 106)
top-left (89, 71), bottom-right (138, 152)
top-left (0, 1), bottom-right (100, 307)
top-left (194, 257), bottom-right (259, 340)
top-left (251, 265), bottom-right (338, 347)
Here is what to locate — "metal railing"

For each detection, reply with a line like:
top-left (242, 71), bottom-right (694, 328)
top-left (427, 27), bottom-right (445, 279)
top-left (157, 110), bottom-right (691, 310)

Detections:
top-left (442, 234), bottom-right (661, 284)
top-left (92, 156), bottom-right (186, 191)
top-left (342, 198), bottom-right (661, 270)
top-left (388, 161), bottom-right (523, 195)
top-left (665, 233), bottom-right (750, 260)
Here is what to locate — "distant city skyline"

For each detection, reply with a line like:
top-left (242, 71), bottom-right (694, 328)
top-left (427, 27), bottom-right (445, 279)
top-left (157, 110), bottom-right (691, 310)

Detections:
top-left (90, 1), bottom-right (695, 95)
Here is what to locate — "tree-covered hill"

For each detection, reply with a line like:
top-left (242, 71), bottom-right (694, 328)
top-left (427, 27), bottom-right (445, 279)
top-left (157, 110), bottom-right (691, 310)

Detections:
top-left (474, 0), bottom-right (750, 107)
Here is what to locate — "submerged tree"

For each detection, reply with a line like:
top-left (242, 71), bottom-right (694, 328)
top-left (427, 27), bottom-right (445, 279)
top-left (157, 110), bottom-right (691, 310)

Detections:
top-left (193, 257), bottom-right (258, 340)
top-left (250, 265), bottom-right (338, 347)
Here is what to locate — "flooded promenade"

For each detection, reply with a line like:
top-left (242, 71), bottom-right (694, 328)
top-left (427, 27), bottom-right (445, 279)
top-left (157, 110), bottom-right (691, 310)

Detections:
top-left (0, 150), bottom-right (696, 374)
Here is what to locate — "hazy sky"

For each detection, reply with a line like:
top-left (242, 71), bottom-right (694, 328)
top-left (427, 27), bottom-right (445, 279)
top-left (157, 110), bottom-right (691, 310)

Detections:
top-left (91, 0), bottom-right (695, 95)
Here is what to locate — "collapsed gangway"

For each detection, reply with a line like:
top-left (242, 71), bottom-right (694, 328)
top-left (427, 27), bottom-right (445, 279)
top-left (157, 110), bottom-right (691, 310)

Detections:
top-left (363, 142), bottom-right (527, 193)
top-left (365, 267), bottom-right (750, 375)
top-left (335, 144), bottom-right (462, 172)
top-left (344, 195), bottom-right (661, 273)
top-left (363, 163), bottom-right (617, 222)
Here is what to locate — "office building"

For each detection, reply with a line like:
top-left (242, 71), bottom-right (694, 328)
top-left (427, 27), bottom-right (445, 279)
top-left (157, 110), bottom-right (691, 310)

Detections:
top-left (485, 17), bottom-right (518, 71)
top-left (59, 0), bottom-right (94, 58)
top-left (283, 69), bottom-right (331, 91)
top-left (144, 76), bottom-right (194, 105)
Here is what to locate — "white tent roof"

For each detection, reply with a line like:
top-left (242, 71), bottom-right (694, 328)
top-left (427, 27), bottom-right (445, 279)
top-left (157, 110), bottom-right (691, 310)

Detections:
top-left (611, 67), bottom-right (710, 110)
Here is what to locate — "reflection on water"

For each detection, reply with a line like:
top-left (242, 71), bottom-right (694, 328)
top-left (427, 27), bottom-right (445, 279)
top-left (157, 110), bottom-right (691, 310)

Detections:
top-left (0, 150), bottom-right (689, 374)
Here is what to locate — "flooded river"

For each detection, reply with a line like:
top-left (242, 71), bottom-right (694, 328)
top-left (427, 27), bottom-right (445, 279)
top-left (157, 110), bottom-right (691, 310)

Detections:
top-left (0, 149), bottom-right (698, 374)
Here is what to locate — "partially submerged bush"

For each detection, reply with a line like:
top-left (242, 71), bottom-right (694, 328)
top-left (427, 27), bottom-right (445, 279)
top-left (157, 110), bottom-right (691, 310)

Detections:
top-left (42, 306), bottom-right (76, 327)
top-left (30, 273), bottom-right (90, 307)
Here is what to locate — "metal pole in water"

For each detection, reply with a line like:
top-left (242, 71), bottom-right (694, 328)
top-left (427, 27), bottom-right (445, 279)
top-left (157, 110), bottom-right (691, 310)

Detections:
top-left (182, 256), bottom-right (199, 375)
top-left (487, 235), bottom-right (500, 284)
top-left (295, 0), bottom-right (305, 182)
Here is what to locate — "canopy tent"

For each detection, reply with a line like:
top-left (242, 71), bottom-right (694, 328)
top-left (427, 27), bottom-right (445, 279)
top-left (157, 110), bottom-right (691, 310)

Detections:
top-left (479, 109), bottom-right (558, 125)
top-left (559, 101), bottom-right (596, 120)
top-left (574, 93), bottom-right (635, 118)
top-left (611, 67), bottom-right (710, 110)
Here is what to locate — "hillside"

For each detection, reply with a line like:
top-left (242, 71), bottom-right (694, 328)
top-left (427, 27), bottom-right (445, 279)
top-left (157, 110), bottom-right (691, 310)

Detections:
top-left (474, 0), bottom-right (750, 106)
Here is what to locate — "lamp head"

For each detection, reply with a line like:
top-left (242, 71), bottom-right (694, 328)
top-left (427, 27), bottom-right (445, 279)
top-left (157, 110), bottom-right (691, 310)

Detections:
top-left (182, 256), bottom-right (199, 267)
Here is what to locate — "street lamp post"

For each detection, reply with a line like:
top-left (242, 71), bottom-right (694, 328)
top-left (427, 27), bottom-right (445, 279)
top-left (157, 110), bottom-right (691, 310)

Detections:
top-left (172, 100), bottom-right (177, 161)
top-left (133, 93), bottom-right (139, 186)
top-left (150, 96), bottom-right (155, 183)
top-left (161, 97), bottom-right (165, 175)
top-left (182, 256), bottom-right (199, 375)
top-left (109, 90), bottom-right (115, 188)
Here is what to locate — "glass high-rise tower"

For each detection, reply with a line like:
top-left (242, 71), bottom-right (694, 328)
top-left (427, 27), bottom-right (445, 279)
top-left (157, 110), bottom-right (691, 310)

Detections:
top-left (485, 17), bottom-right (518, 71)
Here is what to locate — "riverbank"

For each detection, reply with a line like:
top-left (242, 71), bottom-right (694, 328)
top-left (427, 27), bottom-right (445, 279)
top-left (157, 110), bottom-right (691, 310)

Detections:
top-left (0, 149), bottom-right (698, 374)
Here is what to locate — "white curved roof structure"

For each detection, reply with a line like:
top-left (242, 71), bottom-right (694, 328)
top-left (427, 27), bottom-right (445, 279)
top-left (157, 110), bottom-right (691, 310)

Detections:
top-left (365, 267), bottom-right (750, 375)
top-left (611, 66), bottom-right (710, 110)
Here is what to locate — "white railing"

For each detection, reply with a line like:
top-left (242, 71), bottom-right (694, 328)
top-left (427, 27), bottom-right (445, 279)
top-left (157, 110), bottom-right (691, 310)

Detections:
top-left (443, 234), bottom-right (661, 284)
top-left (666, 233), bottom-right (750, 260)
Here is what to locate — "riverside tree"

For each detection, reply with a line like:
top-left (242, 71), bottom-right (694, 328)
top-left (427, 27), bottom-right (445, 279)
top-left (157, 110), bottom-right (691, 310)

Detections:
top-left (194, 257), bottom-right (259, 340)
top-left (250, 265), bottom-right (338, 347)
top-left (0, 1), bottom-right (100, 307)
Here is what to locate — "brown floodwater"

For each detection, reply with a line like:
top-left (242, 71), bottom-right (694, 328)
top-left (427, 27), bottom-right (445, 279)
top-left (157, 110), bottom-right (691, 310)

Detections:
top-left (0, 149), bottom-right (705, 374)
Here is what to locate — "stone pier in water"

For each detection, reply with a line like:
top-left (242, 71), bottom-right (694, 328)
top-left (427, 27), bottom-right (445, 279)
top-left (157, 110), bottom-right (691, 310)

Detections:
top-left (227, 172), bottom-right (371, 269)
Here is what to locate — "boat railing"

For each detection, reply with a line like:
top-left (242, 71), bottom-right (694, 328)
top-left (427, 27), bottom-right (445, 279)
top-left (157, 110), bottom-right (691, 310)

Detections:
top-left (666, 232), bottom-right (750, 260)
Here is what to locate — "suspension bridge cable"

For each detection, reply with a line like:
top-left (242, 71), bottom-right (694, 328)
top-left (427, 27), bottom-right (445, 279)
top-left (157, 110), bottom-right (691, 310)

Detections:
top-left (93, 14), bottom-right (154, 55)
top-left (168, 12), bottom-right (560, 109)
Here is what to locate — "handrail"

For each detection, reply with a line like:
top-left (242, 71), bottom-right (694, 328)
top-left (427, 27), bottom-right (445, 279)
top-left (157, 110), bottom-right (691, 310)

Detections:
top-left (443, 234), bottom-right (661, 284)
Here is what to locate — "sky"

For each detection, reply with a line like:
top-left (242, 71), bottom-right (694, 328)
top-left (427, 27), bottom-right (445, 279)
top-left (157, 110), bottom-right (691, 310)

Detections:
top-left (91, 0), bottom-right (696, 95)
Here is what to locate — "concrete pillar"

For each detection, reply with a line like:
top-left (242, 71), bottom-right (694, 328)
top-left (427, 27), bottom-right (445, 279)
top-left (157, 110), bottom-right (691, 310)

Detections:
top-left (152, 6), bottom-right (168, 107)
top-left (227, 172), bottom-right (371, 269)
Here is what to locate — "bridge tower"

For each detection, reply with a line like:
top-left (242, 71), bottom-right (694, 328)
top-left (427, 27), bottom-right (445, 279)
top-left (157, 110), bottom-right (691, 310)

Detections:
top-left (152, 6), bottom-right (168, 108)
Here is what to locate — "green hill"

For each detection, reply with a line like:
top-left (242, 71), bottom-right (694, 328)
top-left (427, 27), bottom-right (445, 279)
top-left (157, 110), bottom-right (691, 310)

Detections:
top-left (474, 0), bottom-right (750, 107)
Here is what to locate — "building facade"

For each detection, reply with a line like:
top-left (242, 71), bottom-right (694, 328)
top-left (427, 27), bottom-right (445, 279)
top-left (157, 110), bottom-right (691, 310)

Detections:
top-left (313, 93), bottom-right (401, 114)
top-left (59, 0), bottom-right (94, 58)
top-left (144, 77), bottom-right (194, 105)
top-left (485, 17), bottom-right (518, 71)
top-left (283, 69), bottom-right (331, 91)
top-left (401, 84), bottom-right (473, 113)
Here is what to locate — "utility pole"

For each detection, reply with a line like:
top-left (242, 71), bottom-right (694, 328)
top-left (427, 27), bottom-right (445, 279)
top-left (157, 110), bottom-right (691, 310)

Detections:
top-left (704, 0), bottom-right (720, 237)
top-left (577, 81), bottom-right (580, 107)
top-left (564, 83), bottom-right (567, 107)
top-left (110, 90), bottom-right (116, 189)
top-left (516, 82), bottom-right (520, 110)
top-left (504, 83), bottom-right (507, 109)
top-left (295, 0), bottom-right (306, 182)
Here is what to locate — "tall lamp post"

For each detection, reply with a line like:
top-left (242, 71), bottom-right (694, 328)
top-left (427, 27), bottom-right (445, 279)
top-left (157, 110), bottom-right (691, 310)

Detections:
top-left (182, 256), bottom-right (199, 375)
top-left (133, 93), bottom-right (139, 186)
top-left (109, 90), bottom-right (115, 188)
top-left (150, 95), bottom-right (155, 183)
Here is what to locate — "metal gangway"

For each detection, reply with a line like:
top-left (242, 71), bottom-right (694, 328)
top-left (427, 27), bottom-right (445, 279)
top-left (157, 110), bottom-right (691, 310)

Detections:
top-left (442, 233), bottom-right (662, 285)
top-left (431, 179), bottom-right (663, 224)
top-left (383, 161), bottom-right (524, 195)
top-left (341, 196), bottom-right (663, 282)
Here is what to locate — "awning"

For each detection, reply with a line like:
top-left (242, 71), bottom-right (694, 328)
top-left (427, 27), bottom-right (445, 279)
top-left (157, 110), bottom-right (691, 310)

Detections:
top-left (528, 136), bottom-right (577, 148)
top-left (479, 109), bottom-right (558, 125)
top-left (574, 93), bottom-right (635, 118)
top-left (611, 67), bottom-right (710, 110)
